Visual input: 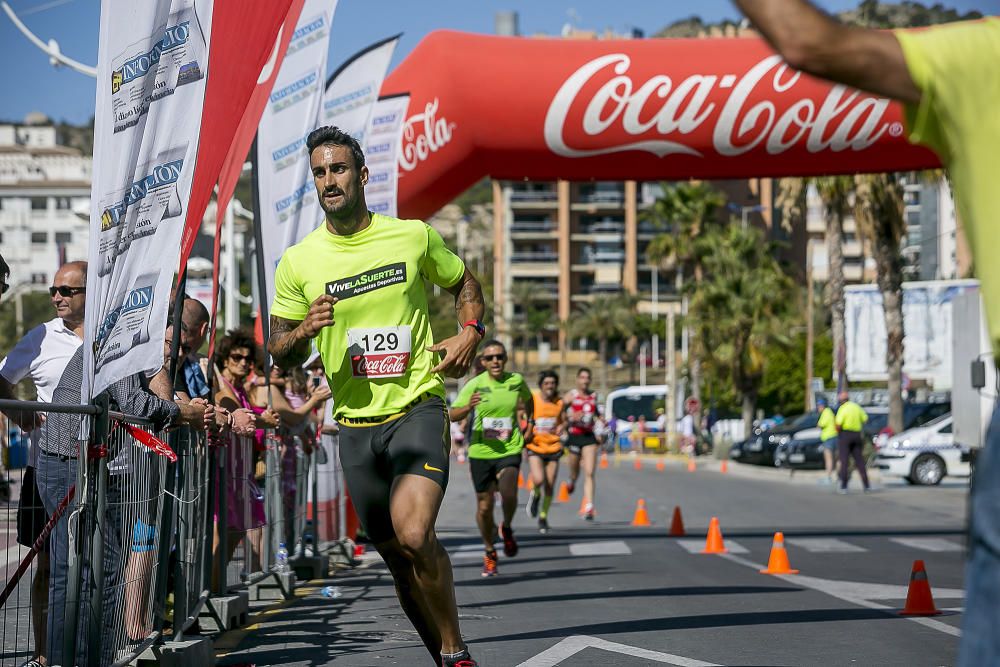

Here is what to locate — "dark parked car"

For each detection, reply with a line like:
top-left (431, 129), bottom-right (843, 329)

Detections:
top-left (730, 412), bottom-right (819, 466)
top-left (775, 402), bottom-right (952, 470)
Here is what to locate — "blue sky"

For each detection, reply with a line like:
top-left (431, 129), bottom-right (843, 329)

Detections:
top-left (0, 0), bottom-right (993, 125)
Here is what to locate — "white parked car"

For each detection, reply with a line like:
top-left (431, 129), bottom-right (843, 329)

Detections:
top-left (873, 415), bottom-right (970, 485)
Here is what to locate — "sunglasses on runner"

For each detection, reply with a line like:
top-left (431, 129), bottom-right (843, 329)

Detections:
top-left (481, 354), bottom-right (506, 362)
top-left (229, 353), bottom-right (252, 364)
top-left (49, 285), bottom-right (86, 298)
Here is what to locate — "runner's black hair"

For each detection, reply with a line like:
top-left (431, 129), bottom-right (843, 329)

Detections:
top-left (538, 369), bottom-right (559, 387)
top-left (306, 125), bottom-right (366, 169)
top-left (577, 367), bottom-right (592, 377)
top-left (480, 340), bottom-right (506, 356)
top-left (0, 252), bottom-right (8, 284)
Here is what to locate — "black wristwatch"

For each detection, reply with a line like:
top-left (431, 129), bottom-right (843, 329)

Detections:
top-left (463, 319), bottom-right (486, 339)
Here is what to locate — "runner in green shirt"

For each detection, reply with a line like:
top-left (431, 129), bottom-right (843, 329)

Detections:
top-left (450, 341), bottom-right (533, 576)
top-left (268, 126), bottom-right (485, 667)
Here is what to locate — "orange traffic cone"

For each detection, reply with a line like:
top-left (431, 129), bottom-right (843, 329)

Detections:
top-left (656, 460), bottom-right (666, 472)
top-left (526, 476), bottom-right (535, 491)
top-left (599, 452), bottom-right (609, 469)
top-left (899, 560), bottom-right (942, 616)
top-left (760, 532), bottom-right (799, 574)
top-left (633, 458), bottom-right (643, 471)
top-left (720, 460), bottom-right (729, 474)
top-left (687, 458), bottom-right (697, 473)
top-left (668, 506), bottom-right (686, 537)
top-left (630, 499), bottom-right (652, 526)
top-left (557, 481), bottom-right (571, 503)
top-left (518, 472), bottom-right (525, 489)
top-left (701, 516), bottom-right (728, 554)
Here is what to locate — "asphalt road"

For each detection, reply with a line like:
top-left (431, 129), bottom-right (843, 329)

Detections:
top-left (216, 458), bottom-right (969, 667)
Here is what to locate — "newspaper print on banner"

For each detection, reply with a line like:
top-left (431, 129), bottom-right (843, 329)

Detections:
top-left (362, 94), bottom-right (410, 218)
top-left (84, 0), bottom-right (213, 401)
top-left (321, 35), bottom-right (400, 145)
top-left (256, 0), bottom-right (338, 310)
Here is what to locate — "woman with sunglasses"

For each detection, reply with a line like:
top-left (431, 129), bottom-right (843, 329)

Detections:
top-left (450, 341), bottom-right (533, 577)
top-left (213, 329), bottom-right (278, 580)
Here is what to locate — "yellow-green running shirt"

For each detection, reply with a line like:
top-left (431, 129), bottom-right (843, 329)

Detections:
top-left (835, 401), bottom-right (868, 434)
top-left (895, 19), bottom-right (1000, 353)
top-left (453, 371), bottom-right (533, 460)
top-left (271, 214), bottom-right (465, 420)
top-left (818, 407), bottom-right (838, 442)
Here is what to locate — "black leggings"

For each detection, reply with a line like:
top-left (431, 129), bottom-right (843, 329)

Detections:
top-left (838, 431), bottom-right (870, 490)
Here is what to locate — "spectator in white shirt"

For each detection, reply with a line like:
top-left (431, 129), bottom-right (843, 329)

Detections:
top-left (0, 260), bottom-right (86, 667)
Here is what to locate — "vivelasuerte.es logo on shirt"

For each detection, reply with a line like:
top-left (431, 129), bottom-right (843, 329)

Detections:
top-left (325, 263), bottom-right (407, 300)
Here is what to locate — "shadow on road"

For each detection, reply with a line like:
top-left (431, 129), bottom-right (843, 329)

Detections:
top-left (461, 585), bottom-right (801, 608)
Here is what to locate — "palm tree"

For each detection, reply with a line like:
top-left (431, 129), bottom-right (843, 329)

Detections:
top-left (687, 224), bottom-right (797, 435)
top-left (642, 181), bottom-right (726, 401)
top-left (853, 172), bottom-right (907, 434)
top-left (568, 294), bottom-right (637, 399)
top-left (508, 280), bottom-right (545, 369)
top-left (778, 176), bottom-right (853, 393)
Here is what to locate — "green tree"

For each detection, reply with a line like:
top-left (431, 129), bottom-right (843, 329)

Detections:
top-left (853, 172), bottom-right (907, 433)
top-left (643, 181), bottom-right (726, 401)
top-left (568, 294), bottom-right (638, 399)
top-left (687, 224), bottom-right (798, 434)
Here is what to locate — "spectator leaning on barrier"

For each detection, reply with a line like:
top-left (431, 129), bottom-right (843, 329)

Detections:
top-left (35, 343), bottom-right (210, 666)
top-left (168, 297), bottom-right (212, 401)
top-left (0, 260), bottom-right (88, 667)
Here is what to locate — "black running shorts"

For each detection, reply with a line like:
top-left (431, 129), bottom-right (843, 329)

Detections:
top-left (338, 397), bottom-right (451, 544)
top-left (469, 453), bottom-right (522, 493)
top-left (17, 466), bottom-right (50, 551)
top-left (565, 434), bottom-right (598, 455)
top-left (527, 449), bottom-right (563, 463)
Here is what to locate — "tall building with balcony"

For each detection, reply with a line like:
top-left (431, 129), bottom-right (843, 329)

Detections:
top-left (0, 118), bottom-right (92, 286)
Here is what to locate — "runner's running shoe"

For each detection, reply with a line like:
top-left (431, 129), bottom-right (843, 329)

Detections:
top-left (582, 503), bottom-right (595, 521)
top-left (538, 517), bottom-right (550, 534)
top-left (482, 550), bottom-right (499, 577)
top-left (441, 650), bottom-right (479, 667)
top-left (526, 490), bottom-right (541, 519)
top-left (565, 480), bottom-right (575, 495)
top-left (499, 523), bottom-right (518, 557)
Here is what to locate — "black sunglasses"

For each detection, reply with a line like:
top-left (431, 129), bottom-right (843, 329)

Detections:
top-left (481, 354), bottom-right (506, 362)
top-left (49, 285), bottom-right (86, 298)
top-left (229, 352), bottom-right (252, 364)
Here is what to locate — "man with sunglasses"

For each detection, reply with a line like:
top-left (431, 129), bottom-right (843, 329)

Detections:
top-left (0, 261), bottom-right (87, 667)
top-left (450, 341), bottom-right (533, 577)
top-left (268, 126), bottom-right (486, 667)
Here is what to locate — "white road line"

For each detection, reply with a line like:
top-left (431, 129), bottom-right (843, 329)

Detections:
top-left (890, 537), bottom-right (964, 553)
top-left (719, 552), bottom-right (963, 638)
top-left (515, 634), bottom-right (720, 667)
top-left (568, 540), bottom-right (632, 556)
top-left (677, 539), bottom-right (748, 555)
top-left (789, 538), bottom-right (867, 553)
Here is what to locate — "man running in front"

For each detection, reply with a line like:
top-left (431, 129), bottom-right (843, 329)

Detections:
top-left (525, 370), bottom-right (566, 534)
top-left (268, 125), bottom-right (485, 667)
top-left (449, 341), bottom-right (533, 576)
top-left (563, 368), bottom-right (603, 520)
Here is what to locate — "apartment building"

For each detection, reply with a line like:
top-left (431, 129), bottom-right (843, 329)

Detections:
top-left (0, 118), bottom-right (92, 286)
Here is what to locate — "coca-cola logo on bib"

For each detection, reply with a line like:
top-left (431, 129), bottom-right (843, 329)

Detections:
top-left (544, 53), bottom-right (896, 159)
top-left (399, 98), bottom-right (456, 172)
top-left (351, 352), bottom-right (410, 378)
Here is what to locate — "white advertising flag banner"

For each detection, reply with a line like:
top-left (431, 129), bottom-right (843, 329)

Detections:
top-left (321, 36), bottom-right (400, 144)
top-left (256, 0), bottom-right (337, 309)
top-left (84, 0), bottom-right (213, 400)
top-left (363, 94), bottom-right (410, 218)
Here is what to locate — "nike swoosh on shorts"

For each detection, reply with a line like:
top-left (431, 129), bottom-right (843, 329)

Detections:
top-left (424, 463), bottom-right (444, 473)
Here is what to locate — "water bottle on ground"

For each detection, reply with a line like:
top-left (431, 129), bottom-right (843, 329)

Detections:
top-left (275, 542), bottom-right (290, 574)
top-left (321, 586), bottom-right (343, 599)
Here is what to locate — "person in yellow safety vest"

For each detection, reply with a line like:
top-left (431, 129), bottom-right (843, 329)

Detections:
top-left (816, 396), bottom-right (839, 484)
top-left (834, 391), bottom-right (870, 494)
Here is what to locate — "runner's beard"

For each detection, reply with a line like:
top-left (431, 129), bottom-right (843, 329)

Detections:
top-left (321, 188), bottom-right (364, 232)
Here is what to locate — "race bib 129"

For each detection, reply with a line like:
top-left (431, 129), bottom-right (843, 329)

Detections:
top-left (348, 326), bottom-right (411, 379)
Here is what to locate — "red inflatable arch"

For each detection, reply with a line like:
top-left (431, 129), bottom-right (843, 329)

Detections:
top-left (381, 31), bottom-right (939, 219)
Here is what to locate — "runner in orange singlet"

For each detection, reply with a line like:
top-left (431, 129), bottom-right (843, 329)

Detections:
top-left (525, 370), bottom-right (565, 534)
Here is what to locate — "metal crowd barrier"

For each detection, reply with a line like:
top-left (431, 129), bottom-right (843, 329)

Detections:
top-left (0, 395), bottom-right (347, 667)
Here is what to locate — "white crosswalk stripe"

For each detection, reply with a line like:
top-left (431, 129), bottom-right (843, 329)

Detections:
top-left (788, 538), bottom-right (867, 553)
top-left (569, 540), bottom-right (632, 556)
top-left (677, 539), bottom-right (749, 554)
top-left (890, 537), bottom-right (964, 553)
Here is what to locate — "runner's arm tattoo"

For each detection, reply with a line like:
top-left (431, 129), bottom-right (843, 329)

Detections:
top-left (448, 268), bottom-right (485, 323)
top-left (268, 315), bottom-right (311, 368)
